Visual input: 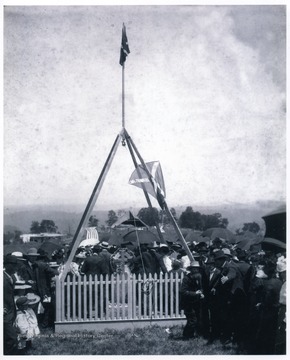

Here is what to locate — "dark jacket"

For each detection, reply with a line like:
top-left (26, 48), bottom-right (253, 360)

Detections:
top-left (19, 260), bottom-right (58, 300)
top-left (3, 271), bottom-right (16, 324)
top-left (180, 272), bottom-right (203, 311)
top-left (81, 255), bottom-right (102, 276)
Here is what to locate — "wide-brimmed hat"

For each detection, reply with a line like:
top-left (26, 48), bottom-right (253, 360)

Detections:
top-left (14, 281), bottom-right (32, 290)
top-left (16, 296), bottom-right (32, 307)
top-left (4, 254), bottom-right (18, 265)
top-left (221, 248), bottom-right (232, 257)
top-left (214, 250), bottom-right (227, 260)
top-left (26, 292), bottom-right (41, 304)
top-left (75, 252), bottom-right (86, 259)
top-left (187, 260), bottom-right (201, 270)
top-left (26, 248), bottom-right (40, 256)
top-left (11, 251), bottom-right (26, 260)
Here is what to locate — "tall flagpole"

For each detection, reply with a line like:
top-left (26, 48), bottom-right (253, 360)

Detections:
top-left (120, 23), bottom-right (130, 130)
top-left (122, 63), bottom-right (125, 129)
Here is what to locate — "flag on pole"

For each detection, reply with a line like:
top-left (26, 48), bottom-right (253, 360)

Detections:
top-left (129, 161), bottom-right (166, 209)
top-left (119, 23), bottom-right (130, 66)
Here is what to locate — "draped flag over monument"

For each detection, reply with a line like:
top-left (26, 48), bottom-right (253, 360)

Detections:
top-left (119, 23), bottom-right (130, 66)
top-left (129, 161), bottom-right (166, 209)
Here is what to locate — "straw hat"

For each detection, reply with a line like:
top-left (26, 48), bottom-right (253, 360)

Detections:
top-left (26, 292), bottom-right (41, 304)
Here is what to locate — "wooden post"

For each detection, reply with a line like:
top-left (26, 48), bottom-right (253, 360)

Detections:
top-left (60, 131), bottom-right (123, 280)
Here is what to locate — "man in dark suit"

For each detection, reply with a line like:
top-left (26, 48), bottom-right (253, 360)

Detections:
top-left (20, 247), bottom-right (59, 328)
top-left (3, 255), bottom-right (19, 355)
top-left (180, 261), bottom-right (205, 339)
top-left (80, 246), bottom-right (104, 276)
top-left (213, 249), bottom-right (244, 345)
top-left (203, 256), bottom-right (222, 343)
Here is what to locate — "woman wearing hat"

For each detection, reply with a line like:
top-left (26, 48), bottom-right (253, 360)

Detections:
top-left (180, 261), bottom-right (205, 339)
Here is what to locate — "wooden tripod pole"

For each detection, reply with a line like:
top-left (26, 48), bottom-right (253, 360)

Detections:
top-left (124, 129), bottom-right (194, 261)
top-left (59, 131), bottom-right (123, 280)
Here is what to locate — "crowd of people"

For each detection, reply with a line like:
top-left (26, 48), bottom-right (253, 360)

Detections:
top-left (3, 236), bottom-right (286, 355)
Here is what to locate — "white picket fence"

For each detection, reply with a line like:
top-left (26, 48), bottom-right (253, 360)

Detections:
top-left (55, 272), bottom-right (186, 332)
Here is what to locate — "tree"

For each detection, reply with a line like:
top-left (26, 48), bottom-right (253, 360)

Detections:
top-left (106, 210), bottom-right (118, 227)
top-left (39, 220), bottom-right (58, 233)
top-left (202, 213), bottom-right (228, 230)
top-left (242, 222), bottom-right (260, 234)
top-left (178, 207), bottom-right (193, 229)
top-left (88, 215), bottom-right (99, 227)
top-left (30, 221), bottom-right (41, 233)
top-left (137, 207), bottom-right (160, 227)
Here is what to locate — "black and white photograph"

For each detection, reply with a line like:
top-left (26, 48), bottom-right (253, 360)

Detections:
top-left (3, 1), bottom-right (287, 356)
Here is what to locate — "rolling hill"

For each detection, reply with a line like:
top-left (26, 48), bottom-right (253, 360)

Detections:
top-left (3, 200), bottom-right (284, 235)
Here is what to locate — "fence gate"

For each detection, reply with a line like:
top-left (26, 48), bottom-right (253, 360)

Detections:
top-left (55, 272), bottom-right (186, 332)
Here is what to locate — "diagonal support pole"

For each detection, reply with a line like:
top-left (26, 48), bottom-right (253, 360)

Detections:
top-left (60, 130), bottom-right (124, 280)
top-left (124, 129), bottom-right (194, 262)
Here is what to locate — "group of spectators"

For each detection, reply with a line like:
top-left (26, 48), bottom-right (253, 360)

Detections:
top-left (3, 236), bottom-right (286, 355)
top-left (4, 248), bottom-right (59, 355)
top-left (177, 243), bottom-right (286, 355)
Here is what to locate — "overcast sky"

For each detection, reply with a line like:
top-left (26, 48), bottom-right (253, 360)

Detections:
top-left (3, 4), bottom-right (286, 211)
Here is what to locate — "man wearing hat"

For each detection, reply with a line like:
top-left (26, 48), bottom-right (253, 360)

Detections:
top-left (19, 248), bottom-right (59, 329)
top-left (213, 249), bottom-right (244, 346)
top-left (98, 242), bottom-right (113, 276)
top-left (180, 261), bottom-right (205, 339)
top-left (3, 255), bottom-right (19, 355)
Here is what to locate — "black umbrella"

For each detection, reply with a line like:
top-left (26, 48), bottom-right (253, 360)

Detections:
top-left (262, 237), bottom-right (286, 253)
top-left (202, 227), bottom-right (235, 242)
top-left (123, 229), bottom-right (159, 245)
top-left (262, 205), bottom-right (286, 243)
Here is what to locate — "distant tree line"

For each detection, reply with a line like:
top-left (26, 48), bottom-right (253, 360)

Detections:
top-left (3, 207), bottom-right (261, 246)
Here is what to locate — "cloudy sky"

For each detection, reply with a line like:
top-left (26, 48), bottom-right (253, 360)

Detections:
top-left (4, 3), bottom-right (286, 211)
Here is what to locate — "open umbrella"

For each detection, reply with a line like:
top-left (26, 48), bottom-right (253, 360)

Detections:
top-left (39, 241), bottom-right (62, 257)
top-left (202, 227), bottom-right (235, 242)
top-left (185, 231), bottom-right (210, 244)
top-left (111, 211), bottom-right (148, 228)
top-left (262, 205), bottom-right (286, 243)
top-left (262, 237), bottom-right (286, 253)
top-left (123, 229), bottom-right (159, 246)
top-left (235, 232), bottom-right (263, 251)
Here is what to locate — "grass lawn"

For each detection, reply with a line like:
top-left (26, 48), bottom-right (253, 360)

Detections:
top-left (27, 325), bottom-right (238, 355)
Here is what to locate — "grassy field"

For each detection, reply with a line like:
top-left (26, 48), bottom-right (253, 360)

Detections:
top-left (26, 325), bottom-right (238, 355)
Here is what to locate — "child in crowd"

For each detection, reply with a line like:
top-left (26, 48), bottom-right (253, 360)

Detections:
top-left (14, 296), bottom-right (40, 354)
